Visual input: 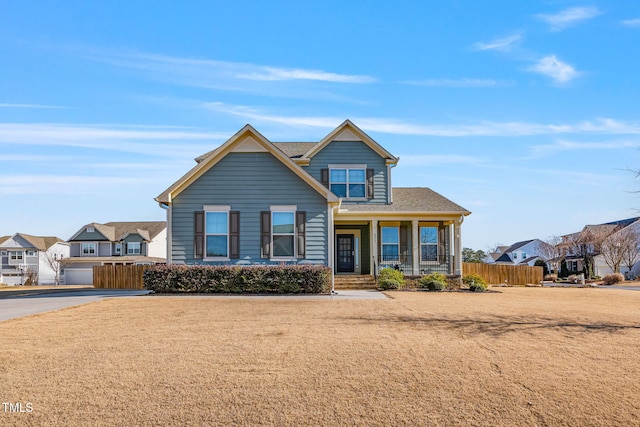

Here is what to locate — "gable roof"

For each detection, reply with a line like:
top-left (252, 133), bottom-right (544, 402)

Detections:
top-left (504, 239), bottom-right (538, 253)
top-left (337, 187), bottom-right (470, 215)
top-left (0, 233), bottom-right (67, 251)
top-left (69, 221), bottom-right (165, 242)
top-left (156, 124), bottom-right (339, 204)
top-left (495, 253), bottom-right (513, 263)
top-left (300, 119), bottom-right (398, 164)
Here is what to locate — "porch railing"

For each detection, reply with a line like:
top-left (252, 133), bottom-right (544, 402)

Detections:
top-left (378, 254), bottom-right (453, 275)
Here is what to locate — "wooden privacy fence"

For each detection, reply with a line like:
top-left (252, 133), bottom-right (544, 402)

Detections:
top-left (93, 265), bottom-right (151, 290)
top-left (463, 263), bottom-right (543, 286)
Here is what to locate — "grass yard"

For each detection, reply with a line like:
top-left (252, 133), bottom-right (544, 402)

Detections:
top-left (1, 287), bottom-right (639, 426)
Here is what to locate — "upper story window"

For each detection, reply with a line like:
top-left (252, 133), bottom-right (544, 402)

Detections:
top-left (81, 243), bottom-right (97, 256)
top-left (330, 168), bottom-right (366, 199)
top-left (9, 251), bottom-right (23, 262)
top-left (127, 242), bottom-right (141, 255)
top-left (86, 226), bottom-right (95, 233)
top-left (522, 252), bottom-right (526, 259)
top-left (26, 251), bottom-right (36, 257)
top-left (513, 253), bottom-right (518, 260)
top-left (114, 243), bottom-right (122, 255)
top-left (420, 227), bottom-right (438, 262)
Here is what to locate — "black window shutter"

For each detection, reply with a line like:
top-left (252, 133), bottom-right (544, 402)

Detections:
top-left (296, 211), bottom-right (306, 258)
top-left (260, 211), bottom-right (271, 258)
top-left (229, 211), bottom-right (240, 259)
top-left (194, 211), bottom-right (205, 259)
top-left (366, 168), bottom-right (374, 199)
top-left (321, 168), bottom-right (329, 188)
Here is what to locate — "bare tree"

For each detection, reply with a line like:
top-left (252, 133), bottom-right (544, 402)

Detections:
top-left (538, 236), bottom-right (564, 273)
top-left (620, 227), bottom-right (640, 277)
top-left (43, 250), bottom-right (68, 286)
top-left (599, 232), bottom-right (628, 274)
top-left (561, 226), bottom-right (612, 278)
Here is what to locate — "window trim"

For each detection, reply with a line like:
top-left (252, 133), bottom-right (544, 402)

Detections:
top-left (203, 205), bottom-right (231, 261)
top-left (81, 242), bottom-right (97, 257)
top-left (114, 243), bottom-right (122, 255)
top-left (380, 225), bottom-right (400, 261)
top-left (126, 242), bottom-right (141, 255)
top-left (419, 226), bottom-right (438, 262)
top-left (270, 205), bottom-right (297, 260)
top-left (328, 164), bottom-right (367, 200)
top-left (9, 251), bottom-right (24, 264)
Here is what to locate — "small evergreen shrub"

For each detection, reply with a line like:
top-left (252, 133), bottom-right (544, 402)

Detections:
top-left (463, 273), bottom-right (488, 292)
top-left (602, 273), bottom-right (624, 286)
top-left (378, 268), bottom-right (405, 289)
top-left (378, 278), bottom-right (401, 290)
top-left (418, 273), bottom-right (447, 291)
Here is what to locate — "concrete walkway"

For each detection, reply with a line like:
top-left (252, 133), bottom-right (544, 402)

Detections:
top-left (147, 289), bottom-right (388, 300)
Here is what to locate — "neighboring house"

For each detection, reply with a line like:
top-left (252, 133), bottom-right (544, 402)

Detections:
top-left (486, 239), bottom-right (545, 266)
top-left (64, 221), bottom-right (167, 285)
top-left (561, 217), bottom-right (640, 277)
top-left (0, 233), bottom-right (69, 285)
top-left (155, 120), bottom-right (470, 279)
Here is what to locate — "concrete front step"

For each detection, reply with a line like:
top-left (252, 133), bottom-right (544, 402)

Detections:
top-left (334, 275), bottom-right (377, 290)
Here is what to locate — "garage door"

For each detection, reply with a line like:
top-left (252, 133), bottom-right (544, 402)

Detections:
top-left (64, 268), bottom-right (93, 285)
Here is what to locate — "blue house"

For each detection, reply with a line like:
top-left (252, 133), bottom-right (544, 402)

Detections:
top-left (156, 120), bottom-right (470, 281)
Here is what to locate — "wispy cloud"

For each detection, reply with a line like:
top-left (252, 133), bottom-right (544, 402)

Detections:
top-left (472, 33), bottom-right (522, 52)
top-left (536, 6), bottom-right (601, 31)
top-left (529, 139), bottom-right (639, 157)
top-left (396, 154), bottom-right (485, 166)
top-left (404, 78), bottom-right (512, 88)
top-left (527, 55), bottom-right (579, 84)
top-left (203, 102), bottom-right (640, 137)
top-left (0, 103), bottom-right (65, 109)
top-left (0, 123), bottom-right (226, 157)
top-left (83, 49), bottom-right (376, 93)
top-left (0, 174), bottom-right (155, 196)
top-left (622, 18), bottom-right (640, 27)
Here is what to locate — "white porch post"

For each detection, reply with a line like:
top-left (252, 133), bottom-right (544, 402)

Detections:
top-left (454, 221), bottom-right (462, 276)
top-left (412, 220), bottom-right (419, 276)
top-left (371, 219), bottom-right (378, 275)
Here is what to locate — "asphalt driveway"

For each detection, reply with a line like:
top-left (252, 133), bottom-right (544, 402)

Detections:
top-left (0, 289), bottom-right (151, 322)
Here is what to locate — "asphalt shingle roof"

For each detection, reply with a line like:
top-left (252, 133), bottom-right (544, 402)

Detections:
top-left (338, 187), bottom-right (470, 214)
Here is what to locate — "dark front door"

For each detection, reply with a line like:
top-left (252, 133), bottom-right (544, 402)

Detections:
top-left (337, 234), bottom-right (355, 273)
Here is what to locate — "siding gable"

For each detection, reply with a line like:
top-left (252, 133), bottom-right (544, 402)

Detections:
top-left (171, 152), bottom-right (329, 264)
top-left (304, 140), bottom-right (389, 204)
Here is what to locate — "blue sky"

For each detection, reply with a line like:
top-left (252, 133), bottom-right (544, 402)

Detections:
top-left (2, 1), bottom-right (640, 251)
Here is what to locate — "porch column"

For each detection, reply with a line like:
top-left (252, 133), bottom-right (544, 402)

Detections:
top-left (454, 221), bottom-right (462, 276)
top-left (371, 219), bottom-right (378, 275)
top-left (412, 220), bottom-right (419, 275)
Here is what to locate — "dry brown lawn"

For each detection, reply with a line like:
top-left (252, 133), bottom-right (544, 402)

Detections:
top-left (1, 287), bottom-right (640, 426)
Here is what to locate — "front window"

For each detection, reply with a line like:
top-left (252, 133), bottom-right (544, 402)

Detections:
top-left (26, 251), bottom-right (36, 257)
top-left (330, 168), bottom-right (366, 198)
top-left (127, 242), bottom-right (141, 255)
top-left (272, 211), bottom-right (295, 257)
top-left (9, 251), bottom-right (23, 262)
top-left (81, 243), bottom-right (97, 256)
top-left (420, 227), bottom-right (438, 262)
top-left (381, 226), bottom-right (399, 260)
top-left (206, 211), bottom-right (228, 258)
top-left (114, 243), bottom-right (122, 255)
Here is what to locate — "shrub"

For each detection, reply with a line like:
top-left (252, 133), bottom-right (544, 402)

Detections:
top-left (418, 273), bottom-right (447, 291)
top-left (602, 273), bottom-right (624, 286)
top-left (378, 278), bottom-right (401, 290)
top-left (143, 265), bottom-right (332, 294)
top-left (567, 274), bottom-right (579, 284)
top-left (543, 274), bottom-right (557, 282)
top-left (378, 268), bottom-right (405, 289)
top-left (463, 273), bottom-right (488, 292)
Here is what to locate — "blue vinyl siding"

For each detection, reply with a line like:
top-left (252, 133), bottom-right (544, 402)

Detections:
top-left (304, 141), bottom-right (388, 204)
top-left (171, 152), bottom-right (328, 264)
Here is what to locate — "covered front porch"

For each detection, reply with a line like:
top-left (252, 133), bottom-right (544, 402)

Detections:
top-left (332, 217), bottom-right (464, 277)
